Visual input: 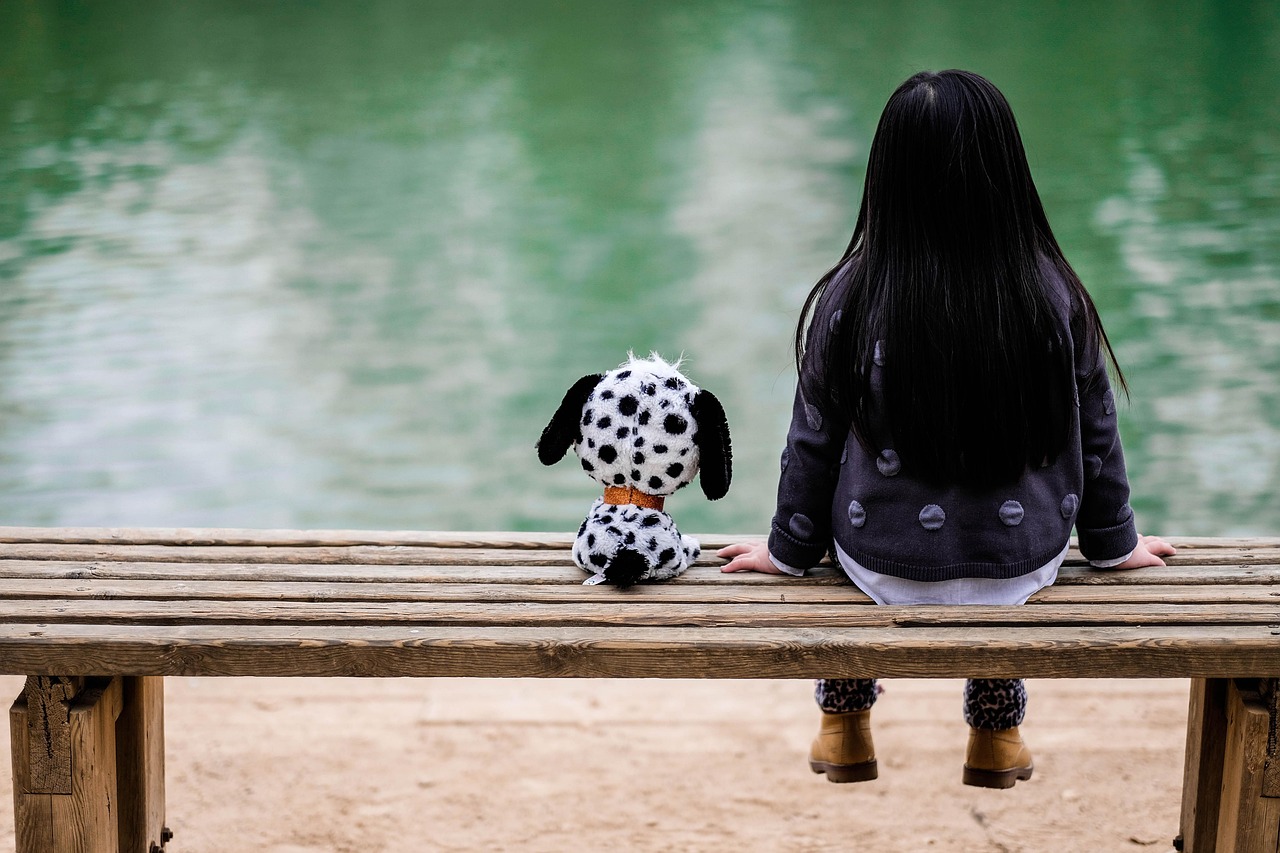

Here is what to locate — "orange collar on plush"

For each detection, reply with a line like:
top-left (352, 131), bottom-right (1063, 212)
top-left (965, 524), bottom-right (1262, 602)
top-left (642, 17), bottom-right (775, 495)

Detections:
top-left (603, 486), bottom-right (665, 511)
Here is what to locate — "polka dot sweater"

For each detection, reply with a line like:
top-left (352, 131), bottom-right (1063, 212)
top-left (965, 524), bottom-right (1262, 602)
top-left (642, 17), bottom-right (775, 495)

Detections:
top-left (768, 273), bottom-right (1139, 583)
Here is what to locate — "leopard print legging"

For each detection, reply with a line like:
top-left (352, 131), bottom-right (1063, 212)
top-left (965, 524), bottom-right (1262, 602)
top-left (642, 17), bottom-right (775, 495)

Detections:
top-left (815, 678), bottom-right (1026, 730)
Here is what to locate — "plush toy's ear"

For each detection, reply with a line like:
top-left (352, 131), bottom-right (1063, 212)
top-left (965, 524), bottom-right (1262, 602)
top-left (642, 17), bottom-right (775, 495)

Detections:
top-left (537, 373), bottom-right (604, 465)
top-left (691, 389), bottom-right (732, 500)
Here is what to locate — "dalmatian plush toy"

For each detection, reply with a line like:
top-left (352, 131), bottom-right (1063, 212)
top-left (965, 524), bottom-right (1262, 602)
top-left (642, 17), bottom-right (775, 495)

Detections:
top-left (537, 353), bottom-right (732, 588)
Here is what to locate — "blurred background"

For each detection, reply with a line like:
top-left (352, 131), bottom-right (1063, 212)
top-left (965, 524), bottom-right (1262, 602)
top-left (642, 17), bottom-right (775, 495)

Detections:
top-left (0, 0), bottom-right (1277, 537)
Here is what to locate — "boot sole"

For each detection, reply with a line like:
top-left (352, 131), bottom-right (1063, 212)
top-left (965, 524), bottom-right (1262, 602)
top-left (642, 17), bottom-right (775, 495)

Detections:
top-left (809, 758), bottom-right (878, 783)
top-left (962, 763), bottom-right (1034, 789)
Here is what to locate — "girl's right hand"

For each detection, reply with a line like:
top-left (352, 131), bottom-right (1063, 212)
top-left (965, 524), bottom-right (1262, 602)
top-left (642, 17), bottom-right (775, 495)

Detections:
top-left (716, 542), bottom-right (785, 574)
top-left (1112, 534), bottom-right (1177, 569)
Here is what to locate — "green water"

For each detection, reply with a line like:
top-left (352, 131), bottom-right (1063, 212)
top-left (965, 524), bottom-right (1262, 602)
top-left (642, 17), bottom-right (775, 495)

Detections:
top-left (1, 0), bottom-right (1278, 536)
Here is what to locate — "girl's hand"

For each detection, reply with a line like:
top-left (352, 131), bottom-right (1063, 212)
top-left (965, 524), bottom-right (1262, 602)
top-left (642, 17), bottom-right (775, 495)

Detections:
top-left (717, 542), bottom-right (785, 574)
top-left (1113, 534), bottom-right (1177, 569)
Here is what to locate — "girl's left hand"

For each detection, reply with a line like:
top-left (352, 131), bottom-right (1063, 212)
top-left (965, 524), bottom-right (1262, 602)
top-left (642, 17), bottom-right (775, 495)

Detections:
top-left (1113, 534), bottom-right (1177, 569)
top-left (717, 542), bottom-right (785, 574)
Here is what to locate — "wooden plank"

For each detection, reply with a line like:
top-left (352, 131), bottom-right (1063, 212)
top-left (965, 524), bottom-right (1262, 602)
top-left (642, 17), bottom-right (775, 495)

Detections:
top-left (0, 543), bottom-right (586, 566)
top-left (0, 541), bottom-right (1275, 568)
top-left (0, 526), bottom-right (1270, 551)
top-left (0, 558), bottom-right (1275, 587)
top-left (1180, 678), bottom-right (1228, 852)
top-left (1056, 565), bottom-right (1280, 584)
top-left (1034, 584), bottom-right (1280, 604)
top-left (0, 567), bottom-right (849, 593)
top-left (7, 577), bottom-right (1280, 606)
top-left (2, 598), bottom-right (1279, 628)
top-left (0, 527), bottom-right (580, 549)
top-left (11, 576), bottom-right (1280, 605)
top-left (115, 676), bottom-right (166, 853)
top-left (4, 623), bottom-right (1280, 679)
top-left (1215, 681), bottom-right (1280, 851)
top-left (0, 577), bottom-right (865, 604)
top-left (0, 559), bottom-right (663, 585)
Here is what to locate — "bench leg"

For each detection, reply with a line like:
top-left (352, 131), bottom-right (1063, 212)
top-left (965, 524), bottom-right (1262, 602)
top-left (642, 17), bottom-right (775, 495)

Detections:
top-left (9, 676), bottom-right (123, 853)
top-left (116, 677), bottom-right (170, 853)
top-left (1179, 678), bottom-right (1280, 852)
top-left (1214, 680), bottom-right (1280, 851)
top-left (9, 676), bottom-right (170, 853)
top-left (1180, 678), bottom-right (1229, 850)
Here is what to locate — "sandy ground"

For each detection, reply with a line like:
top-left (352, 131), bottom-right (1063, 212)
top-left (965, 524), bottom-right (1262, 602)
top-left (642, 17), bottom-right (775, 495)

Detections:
top-left (1, 675), bottom-right (1188, 852)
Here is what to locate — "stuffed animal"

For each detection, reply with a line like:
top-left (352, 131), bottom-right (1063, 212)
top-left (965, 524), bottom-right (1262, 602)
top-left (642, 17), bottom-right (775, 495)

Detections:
top-left (537, 353), bottom-right (732, 587)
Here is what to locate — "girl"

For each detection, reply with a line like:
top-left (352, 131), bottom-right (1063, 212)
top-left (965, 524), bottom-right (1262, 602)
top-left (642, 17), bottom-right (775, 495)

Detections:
top-left (717, 69), bottom-right (1175, 789)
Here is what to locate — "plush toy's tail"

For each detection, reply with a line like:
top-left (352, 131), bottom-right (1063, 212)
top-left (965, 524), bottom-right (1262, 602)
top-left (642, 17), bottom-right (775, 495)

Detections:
top-left (604, 549), bottom-right (649, 589)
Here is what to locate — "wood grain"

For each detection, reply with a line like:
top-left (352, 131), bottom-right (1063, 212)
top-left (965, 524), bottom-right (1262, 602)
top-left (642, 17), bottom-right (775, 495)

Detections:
top-left (0, 527), bottom-right (580, 549)
top-left (2, 558), bottom-right (1277, 587)
top-left (3, 598), bottom-right (1280, 628)
top-left (0, 526), bottom-right (1270, 550)
top-left (4, 623), bottom-right (1280, 678)
top-left (6, 577), bottom-right (1280, 605)
top-left (23, 677), bottom-right (83, 794)
top-left (1, 541), bottom-right (1277, 567)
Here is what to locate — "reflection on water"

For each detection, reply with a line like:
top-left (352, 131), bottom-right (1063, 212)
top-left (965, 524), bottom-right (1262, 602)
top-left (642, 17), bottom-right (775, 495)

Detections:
top-left (1, 0), bottom-right (1278, 535)
top-left (1099, 128), bottom-right (1280, 535)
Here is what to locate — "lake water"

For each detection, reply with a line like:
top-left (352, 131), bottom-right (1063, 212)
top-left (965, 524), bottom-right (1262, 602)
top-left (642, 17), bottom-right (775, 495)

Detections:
top-left (1, 1), bottom-right (1278, 537)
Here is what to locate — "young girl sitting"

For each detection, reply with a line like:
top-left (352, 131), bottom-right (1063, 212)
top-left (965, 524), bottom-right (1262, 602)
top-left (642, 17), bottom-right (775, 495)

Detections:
top-left (717, 69), bottom-right (1175, 789)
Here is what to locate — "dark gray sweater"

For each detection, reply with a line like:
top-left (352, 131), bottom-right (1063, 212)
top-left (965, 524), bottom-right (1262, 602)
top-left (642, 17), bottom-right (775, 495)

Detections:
top-left (768, 271), bottom-right (1139, 581)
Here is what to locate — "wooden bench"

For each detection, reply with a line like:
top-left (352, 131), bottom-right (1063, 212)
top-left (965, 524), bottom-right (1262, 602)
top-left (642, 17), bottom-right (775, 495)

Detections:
top-left (2, 527), bottom-right (1279, 852)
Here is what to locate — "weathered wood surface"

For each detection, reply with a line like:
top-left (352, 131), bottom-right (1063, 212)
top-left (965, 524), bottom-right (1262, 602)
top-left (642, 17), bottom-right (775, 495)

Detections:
top-left (114, 676), bottom-right (166, 853)
top-left (1180, 678), bottom-right (1230, 852)
top-left (10, 676), bottom-right (123, 853)
top-left (0, 528), bottom-right (1279, 679)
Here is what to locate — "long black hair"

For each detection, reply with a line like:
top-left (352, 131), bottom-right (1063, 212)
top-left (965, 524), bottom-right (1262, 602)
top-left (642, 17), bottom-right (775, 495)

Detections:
top-left (796, 69), bottom-right (1126, 488)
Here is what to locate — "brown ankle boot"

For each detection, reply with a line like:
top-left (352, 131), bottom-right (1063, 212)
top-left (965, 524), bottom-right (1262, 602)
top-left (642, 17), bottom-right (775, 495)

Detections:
top-left (808, 709), bottom-right (878, 783)
top-left (963, 726), bottom-right (1034, 789)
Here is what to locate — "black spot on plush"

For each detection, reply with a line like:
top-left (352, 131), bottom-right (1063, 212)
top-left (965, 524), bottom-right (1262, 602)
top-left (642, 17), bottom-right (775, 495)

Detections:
top-left (604, 549), bottom-right (648, 589)
top-left (536, 353), bottom-right (734, 586)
